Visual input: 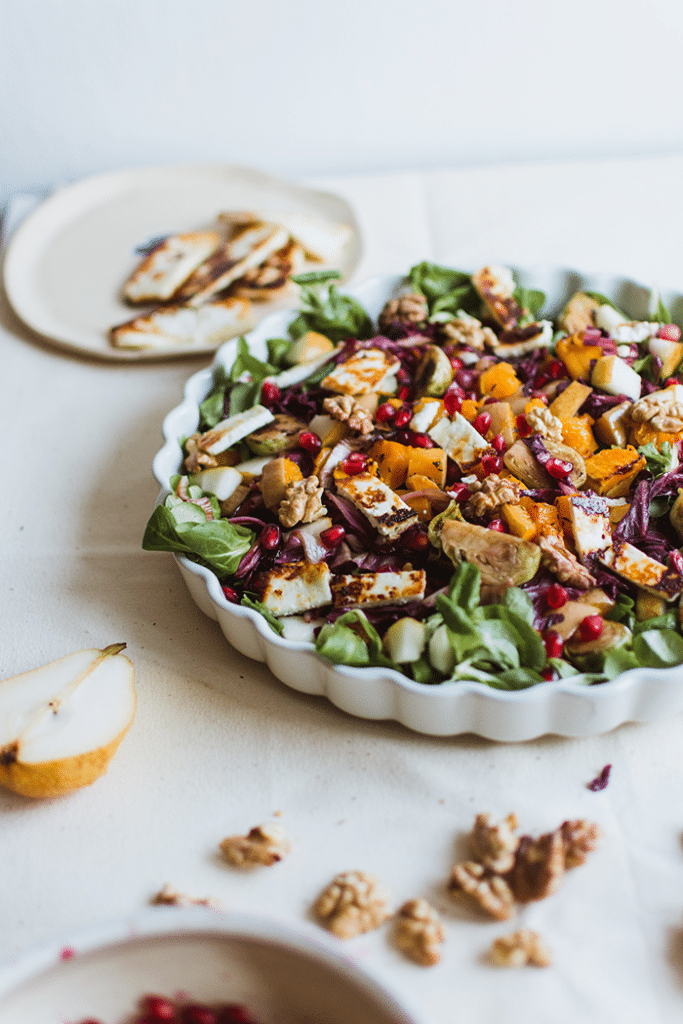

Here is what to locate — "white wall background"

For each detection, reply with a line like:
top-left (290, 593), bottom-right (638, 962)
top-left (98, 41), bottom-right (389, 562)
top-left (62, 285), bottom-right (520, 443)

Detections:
top-left (2, 0), bottom-right (683, 203)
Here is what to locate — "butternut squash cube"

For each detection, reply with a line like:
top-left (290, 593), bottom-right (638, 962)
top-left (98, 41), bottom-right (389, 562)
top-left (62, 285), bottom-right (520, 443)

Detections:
top-left (561, 415), bottom-right (598, 457)
top-left (555, 335), bottom-right (603, 382)
top-left (501, 502), bottom-right (535, 541)
top-left (478, 361), bottom-right (522, 400)
top-left (368, 439), bottom-right (410, 490)
top-left (407, 447), bottom-right (447, 488)
top-left (584, 446), bottom-right (646, 498)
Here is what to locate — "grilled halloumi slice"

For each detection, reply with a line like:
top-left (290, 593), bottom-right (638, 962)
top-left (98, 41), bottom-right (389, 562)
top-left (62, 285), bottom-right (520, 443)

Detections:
top-left (175, 221), bottom-right (290, 306)
top-left (110, 296), bottom-right (254, 350)
top-left (471, 265), bottom-right (524, 329)
top-left (231, 239), bottom-right (306, 301)
top-left (122, 230), bottom-right (222, 304)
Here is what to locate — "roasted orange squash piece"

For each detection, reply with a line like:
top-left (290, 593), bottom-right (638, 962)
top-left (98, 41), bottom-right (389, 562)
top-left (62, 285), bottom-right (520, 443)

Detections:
top-left (584, 445), bottom-right (646, 498)
top-left (555, 334), bottom-right (603, 382)
top-left (368, 440), bottom-right (410, 489)
top-left (407, 447), bottom-right (447, 488)
top-left (478, 362), bottom-right (522, 400)
top-left (561, 415), bottom-right (598, 457)
top-left (501, 502), bottom-right (535, 541)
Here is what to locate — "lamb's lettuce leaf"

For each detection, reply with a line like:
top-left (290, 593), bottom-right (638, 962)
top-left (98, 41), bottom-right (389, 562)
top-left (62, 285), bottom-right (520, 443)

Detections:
top-left (142, 501), bottom-right (254, 577)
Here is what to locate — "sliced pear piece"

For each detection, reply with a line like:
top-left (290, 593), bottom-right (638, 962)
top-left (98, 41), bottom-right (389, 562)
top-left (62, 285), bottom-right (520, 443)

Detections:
top-left (0, 644), bottom-right (136, 799)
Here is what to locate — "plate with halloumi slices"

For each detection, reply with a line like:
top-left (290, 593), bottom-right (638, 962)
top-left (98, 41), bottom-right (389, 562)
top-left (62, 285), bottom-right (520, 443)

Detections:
top-left (2, 164), bottom-right (361, 361)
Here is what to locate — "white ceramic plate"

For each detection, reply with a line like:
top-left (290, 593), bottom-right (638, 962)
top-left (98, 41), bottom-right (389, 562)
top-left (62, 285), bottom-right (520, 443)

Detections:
top-left (0, 910), bottom-right (423, 1024)
top-left (151, 267), bottom-right (683, 741)
top-left (2, 164), bottom-right (361, 362)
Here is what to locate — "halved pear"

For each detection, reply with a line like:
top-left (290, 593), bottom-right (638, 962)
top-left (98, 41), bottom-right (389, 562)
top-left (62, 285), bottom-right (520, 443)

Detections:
top-left (0, 644), bottom-right (136, 798)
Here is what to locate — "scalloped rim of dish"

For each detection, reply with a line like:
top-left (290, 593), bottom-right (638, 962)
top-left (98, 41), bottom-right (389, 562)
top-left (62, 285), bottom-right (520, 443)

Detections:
top-left (151, 267), bottom-right (683, 740)
top-left (0, 909), bottom-right (425, 1024)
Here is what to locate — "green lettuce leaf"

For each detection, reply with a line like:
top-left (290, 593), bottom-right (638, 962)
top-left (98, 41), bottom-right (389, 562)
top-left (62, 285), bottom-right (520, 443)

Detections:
top-left (142, 504), bottom-right (255, 577)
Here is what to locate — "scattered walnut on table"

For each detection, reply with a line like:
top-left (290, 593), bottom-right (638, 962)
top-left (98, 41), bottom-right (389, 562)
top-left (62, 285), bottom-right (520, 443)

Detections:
top-left (151, 883), bottom-right (224, 910)
top-left (314, 870), bottom-right (392, 938)
top-left (509, 829), bottom-right (566, 903)
top-left (470, 813), bottom-right (520, 874)
top-left (219, 823), bottom-right (291, 868)
top-left (448, 861), bottom-right (516, 921)
top-left (277, 475), bottom-right (326, 528)
top-left (489, 929), bottom-right (552, 968)
top-left (394, 898), bottom-right (445, 966)
top-left (378, 292), bottom-right (429, 331)
top-left (560, 819), bottom-right (602, 867)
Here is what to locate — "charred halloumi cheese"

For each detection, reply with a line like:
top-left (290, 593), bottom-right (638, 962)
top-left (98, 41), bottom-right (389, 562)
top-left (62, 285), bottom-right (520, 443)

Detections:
top-left (321, 348), bottom-right (400, 396)
top-left (427, 412), bottom-right (489, 470)
top-left (566, 494), bottom-right (613, 564)
top-left (195, 405), bottom-right (274, 456)
top-left (175, 221), bottom-right (290, 306)
top-left (334, 473), bottom-right (418, 539)
top-left (122, 230), bottom-right (222, 304)
top-left (259, 561), bottom-right (332, 616)
top-left (601, 542), bottom-right (683, 601)
top-left (110, 296), bottom-right (254, 350)
top-left (231, 239), bottom-right (306, 301)
top-left (331, 569), bottom-right (426, 608)
top-left (489, 320), bottom-right (553, 359)
top-left (471, 265), bottom-right (524, 329)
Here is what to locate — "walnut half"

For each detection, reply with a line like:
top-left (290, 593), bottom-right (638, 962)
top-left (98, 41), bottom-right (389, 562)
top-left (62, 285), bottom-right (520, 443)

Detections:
top-left (448, 861), bottom-right (515, 921)
top-left (314, 870), bottom-right (392, 938)
top-left (470, 812), bottom-right (520, 874)
top-left (219, 823), bottom-right (291, 868)
top-left (489, 929), bottom-right (552, 968)
top-left (394, 898), bottom-right (445, 966)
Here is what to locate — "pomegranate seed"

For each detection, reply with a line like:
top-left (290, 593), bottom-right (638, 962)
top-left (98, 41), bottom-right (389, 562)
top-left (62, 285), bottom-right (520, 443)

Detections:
top-left (473, 411), bottom-right (492, 435)
top-left (659, 323), bottom-right (682, 342)
top-left (397, 385), bottom-right (411, 402)
top-left (546, 457), bottom-right (573, 480)
top-left (298, 430), bottom-right (321, 455)
top-left (533, 371), bottom-right (551, 388)
top-left (543, 630), bottom-right (564, 659)
top-left (443, 385), bottom-right (463, 416)
top-left (376, 401), bottom-right (396, 423)
top-left (321, 525), bottom-right (345, 547)
top-left (409, 531), bottom-right (430, 550)
top-left (484, 395), bottom-right (499, 405)
top-left (260, 380), bottom-right (280, 407)
top-left (665, 377), bottom-right (680, 388)
top-left (546, 583), bottom-right (568, 609)
top-left (394, 407), bottom-right (411, 428)
top-left (488, 518), bottom-right (507, 532)
top-left (450, 356), bottom-right (463, 372)
top-left (541, 667), bottom-right (557, 681)
top-left (261, 524), bottom-right (281, 550)
top-left (181, 1006), bottom-right (218, 1024)
top-left (548, 358), bottom-right (565, 379)
top-left (516, 414), bottom-right (532, 437)
top-left (454, 368), bottom-right (476, 390)
top-left (411, 432), bottom-right (434, 448)
top-left (490, 433), bottom-right (506, 453)
top-left (395, 430), bottom-right (412, 444)
top-left (142, 996), bottom-right (177, 1021)
top-left (579, 615), bottom-right (604, 642)
top-left (670, 549), bottom-right (683, 574)
top-left (396, 366), bottom-right (411, 385)
top-left (481, 454), bottom-right (504, 476)
top-left (221, 585), bottom-right (239, 603)
top-left (341, 452), bottom-right (368, 475)
top-left (216, 1008), bottom-right (254, 1024)
top-left (465, 390), bottom-right (478, 403)
top-left (449, 482), bottom-right (471, 502)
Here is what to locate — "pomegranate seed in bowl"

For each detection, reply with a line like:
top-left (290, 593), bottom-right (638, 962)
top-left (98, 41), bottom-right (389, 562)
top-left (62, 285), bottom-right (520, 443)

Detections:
top-left (341, 452), bottom-right (367, 475)
top-left (481, 454), bottom-right (503, 476)
top-left (543, 631), bottom-right (564, 659)
top-left (443, 384), bottom-right (463, 416)
top-left (298, 430), bottom-right (321, 455)
top-left (579, 615), bottom-right (603, 642)
top-left (375, 401), bottom-right (396, 423)
top-left (546, 583), bottom-right (568, 609)
top-left (472, 411), bottom-right (492, 435)
top-left (261, 524), bottom-right (281, 550)
top-left (260, 380), bottom-right (280, 407)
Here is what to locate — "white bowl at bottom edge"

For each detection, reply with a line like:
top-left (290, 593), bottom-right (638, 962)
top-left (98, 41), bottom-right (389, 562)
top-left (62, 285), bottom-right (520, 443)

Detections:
top-left (0, 909), bottom-right (426, 1024)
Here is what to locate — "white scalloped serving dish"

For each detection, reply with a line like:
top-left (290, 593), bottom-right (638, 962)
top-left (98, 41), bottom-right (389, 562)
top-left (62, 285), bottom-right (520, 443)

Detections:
top-left (151, 268), bottom-right (683, 741)
top-left (0, 909), bottom-right (424, 1024)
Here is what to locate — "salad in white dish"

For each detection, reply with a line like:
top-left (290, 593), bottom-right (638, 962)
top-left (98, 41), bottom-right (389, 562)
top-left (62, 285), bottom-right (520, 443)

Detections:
top-left (143, 264), bottom-right (683, 690)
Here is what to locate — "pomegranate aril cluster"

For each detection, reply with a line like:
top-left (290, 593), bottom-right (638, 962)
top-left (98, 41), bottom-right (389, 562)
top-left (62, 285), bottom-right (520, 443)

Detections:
top-left (79, 995), bottom-right (262, 1024)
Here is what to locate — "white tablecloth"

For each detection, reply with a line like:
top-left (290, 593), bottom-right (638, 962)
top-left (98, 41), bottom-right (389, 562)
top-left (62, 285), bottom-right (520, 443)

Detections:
top-left (3, 155), bottom-right (683, 1024)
